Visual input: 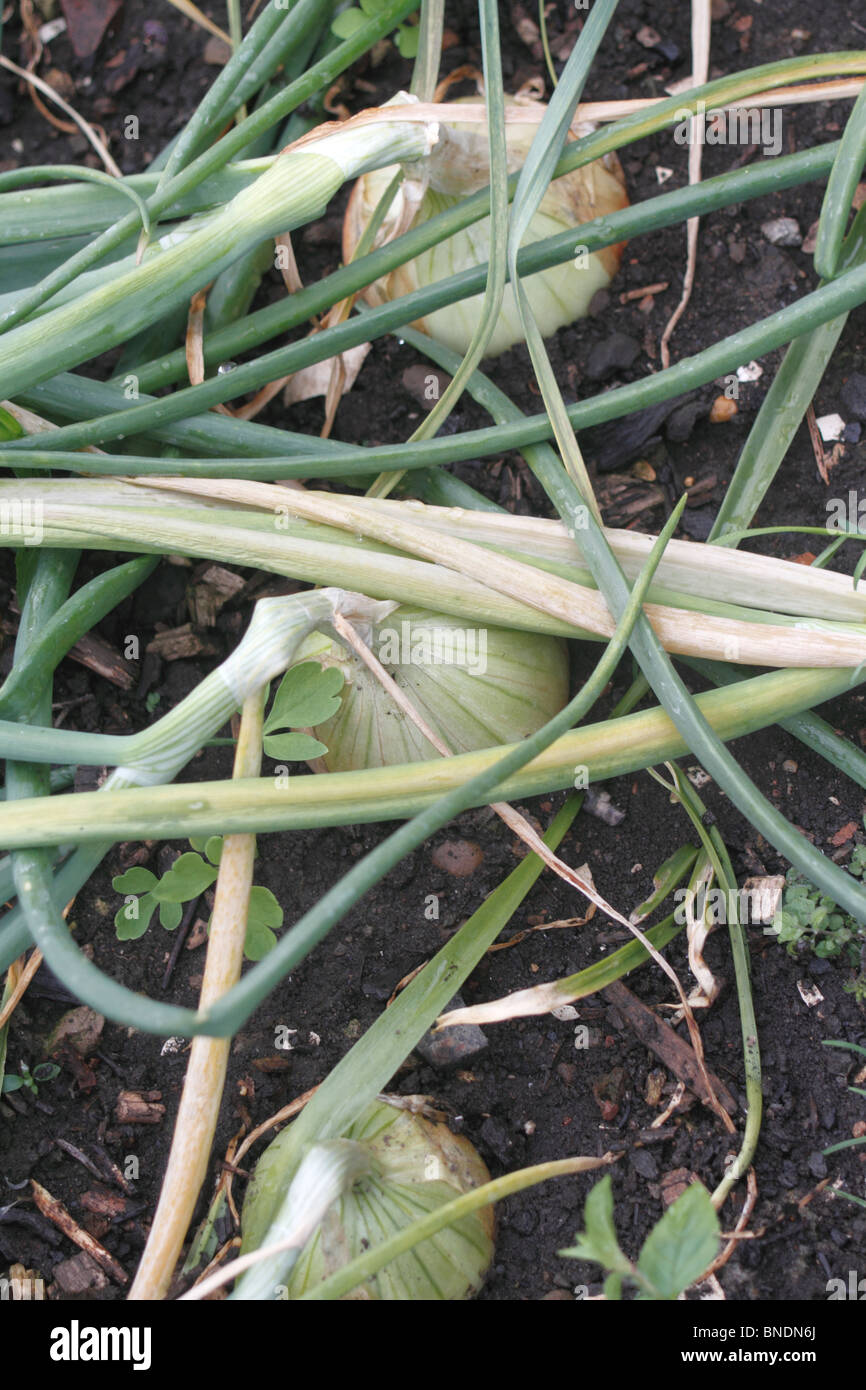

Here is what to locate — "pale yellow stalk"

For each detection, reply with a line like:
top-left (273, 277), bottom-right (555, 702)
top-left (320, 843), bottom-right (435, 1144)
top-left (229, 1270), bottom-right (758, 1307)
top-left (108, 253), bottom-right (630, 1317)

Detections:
top-left (128, 688), bottom-right (265, 1302)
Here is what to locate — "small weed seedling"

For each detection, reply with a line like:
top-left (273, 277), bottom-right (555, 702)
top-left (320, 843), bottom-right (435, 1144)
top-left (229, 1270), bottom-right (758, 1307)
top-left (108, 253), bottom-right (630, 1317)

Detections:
top-left (772, 834), bottom-right (866, 1000)
top-left (560, 1174), bottom-right (720, 1300)
top-left (1, 1061), bottom-right (61, 1096)
top-left (112, 662), bottom-right (344, 958)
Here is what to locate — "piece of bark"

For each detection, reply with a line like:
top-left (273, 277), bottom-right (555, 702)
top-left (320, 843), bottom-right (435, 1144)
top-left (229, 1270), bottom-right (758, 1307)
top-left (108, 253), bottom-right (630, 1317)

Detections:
top-left (602, 980), bottom-right (737, 1115)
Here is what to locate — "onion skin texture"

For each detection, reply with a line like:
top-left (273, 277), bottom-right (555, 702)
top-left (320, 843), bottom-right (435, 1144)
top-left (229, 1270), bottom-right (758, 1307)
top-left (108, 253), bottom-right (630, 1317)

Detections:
top-left (309, 604), bottom-right (570, 771)
top-left (242, 1098), bottom-right (496, 1300)
top-left (343, 98), bottom-right (629, 356)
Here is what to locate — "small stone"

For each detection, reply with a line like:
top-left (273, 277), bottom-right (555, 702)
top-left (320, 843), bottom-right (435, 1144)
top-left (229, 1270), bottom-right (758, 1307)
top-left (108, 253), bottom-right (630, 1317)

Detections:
top-left (841, 421), bottom-right (862, 443)
top-left (807, 1151), bottom-right (828, 1180)
top-left (582, 787), bottom-right (625, 826)
top-left (416, 994), bottom-right (487, 1068)
top-left (761, 217), bottom-right (802, 247)
top-left (585, 332), bottom-right (641, 381)
top-left (630, 1148), bottom-right (659, 1180)
top-left (816, 413), bottom-right (845, 443)
top-left (761, 218), bottom-right (800, 248)
top-left (841, 372), bottom-right (866, 422)
top-left (635, 25), bottom-right (661, 48)
top-left (431, 839), bottom-right (483, 877)
top-left (709, 396), bottom-right (737, 424)
top-left (479, 1117), bottom-right (514, 1164)
top-left (782, 759), bottom-right (798, 774)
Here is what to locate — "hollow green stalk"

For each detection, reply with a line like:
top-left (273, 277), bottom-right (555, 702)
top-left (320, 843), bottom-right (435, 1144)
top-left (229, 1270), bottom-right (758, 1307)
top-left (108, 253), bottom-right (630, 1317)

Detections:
top-left (0, 110), bottom-right (437, 400)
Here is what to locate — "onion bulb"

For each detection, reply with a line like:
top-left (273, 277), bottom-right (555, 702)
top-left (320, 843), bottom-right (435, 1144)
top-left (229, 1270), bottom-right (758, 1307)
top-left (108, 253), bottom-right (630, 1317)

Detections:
top-left (241, 1097), bottom-right (496, 1300)
top-left (343, 96), bottom-right (628, 356)
top-left (301, 604), bottom-right (569, 770)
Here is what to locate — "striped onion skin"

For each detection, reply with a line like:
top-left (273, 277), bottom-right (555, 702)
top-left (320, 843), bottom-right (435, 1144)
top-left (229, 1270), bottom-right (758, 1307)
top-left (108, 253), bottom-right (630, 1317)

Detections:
top-left (343, 99), bottom-right (628, 356)
top-left (307, 605), bottom-right (570, 770)
top-left (242, 1098), bottom-right (495, 1301)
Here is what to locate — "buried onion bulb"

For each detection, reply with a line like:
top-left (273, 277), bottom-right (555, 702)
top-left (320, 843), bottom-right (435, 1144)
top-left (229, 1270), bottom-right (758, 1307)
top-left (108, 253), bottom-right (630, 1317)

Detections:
top-left (240, 1097), bottom-right (496, 1300)
top-left (299, 605), bottom-right (570, 771)
top-left (343, 96), bottom-right (629, 356)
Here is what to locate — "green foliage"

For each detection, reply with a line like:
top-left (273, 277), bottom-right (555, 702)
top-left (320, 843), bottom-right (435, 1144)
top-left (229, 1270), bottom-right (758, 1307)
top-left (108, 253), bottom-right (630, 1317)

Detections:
top-left (112, 837), bottom-right (283, 961)
top-left (109, 666), bottom-right (342, 956)
top-left (771, 827), bottom-right (866, 998)
top-left (560, 1174), bottom-right (720, 1300)
top-left (262, 660), bottom-right (344, 763)
top-left (2, 1060), bottom-right (61, 1095)
top-left (331, 0), bottom-right (418, 60)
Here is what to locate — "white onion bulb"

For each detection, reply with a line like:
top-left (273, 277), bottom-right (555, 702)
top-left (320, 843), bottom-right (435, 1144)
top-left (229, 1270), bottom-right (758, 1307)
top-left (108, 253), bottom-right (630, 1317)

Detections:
top-left (304, 604), bottom-right (570, 770)
top-left (242, 1097), bottom-right (496, 1300)
top-left (343, 97), bottom-right (628, 356)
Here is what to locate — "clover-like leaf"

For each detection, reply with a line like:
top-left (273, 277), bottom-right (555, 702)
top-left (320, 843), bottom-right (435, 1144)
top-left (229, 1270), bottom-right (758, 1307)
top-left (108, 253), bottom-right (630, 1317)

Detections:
top-left (263, 731), bottom-right (327, 762)
top-left (264, 661), bottom-right (344, 735)
top-left (112, 867), bottom-right (158, 895)
top-left (115, 891), bottom-right (158, 941)
top-left (243, 886), bottom-right (283, 961)
top-left (152, 852), bottom-right (218, 903)
top-left (331, 8), bottom-right (367, 38)
top-left (396, 23), bottom-right (419, 57)
top-left (159, 899), bottom-right (184, 931)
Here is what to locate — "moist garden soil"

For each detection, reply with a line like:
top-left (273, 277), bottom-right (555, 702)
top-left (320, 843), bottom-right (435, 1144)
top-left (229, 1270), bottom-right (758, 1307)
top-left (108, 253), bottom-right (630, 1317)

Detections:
top-left (1, 0), bottom-right (865, 1302)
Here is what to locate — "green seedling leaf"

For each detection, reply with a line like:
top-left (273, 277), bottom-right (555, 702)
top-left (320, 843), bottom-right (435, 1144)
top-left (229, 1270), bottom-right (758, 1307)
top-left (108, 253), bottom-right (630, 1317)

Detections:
top-left (2, 1075), bottom-right (25, 1093)
top-left (243, 886), bottom-right (284, 961)
top-left (263, 732), bottom-right (328, 762)
top-left (331, 8), bottom-right (367, 37)
top-left (264, 662), bottom-right (344, 735)
top-left (31, 1063), bottom-right (60, 1084)
top-left (115, 891), bottom-right (158, 941)
top-left (159, 900), bottom-right (184, 931)
top-left (560, 1175), bottom-right (632, 1275)
top-left (152, 852), bottom-right (218, 902)
top-left (635, 1182), bottom-right (719, 1300)
top-left (112, 867), bottom-right (158, 894)
top-left (396, 23), bottom-right (419, 57)
top-left (189, 835), bottom-right (223, 863)
top-left (603, 1271), bottom-right (623, 1301)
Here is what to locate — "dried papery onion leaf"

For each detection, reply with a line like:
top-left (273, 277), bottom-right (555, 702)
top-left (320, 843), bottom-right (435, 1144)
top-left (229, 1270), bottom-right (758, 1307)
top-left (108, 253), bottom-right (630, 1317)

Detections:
top-left (343, 97), bottom-right (628, 355)
top-left (241, 1096), bottom-right (496, 1300)
top-left (297, 604), bottom-right (570, 770)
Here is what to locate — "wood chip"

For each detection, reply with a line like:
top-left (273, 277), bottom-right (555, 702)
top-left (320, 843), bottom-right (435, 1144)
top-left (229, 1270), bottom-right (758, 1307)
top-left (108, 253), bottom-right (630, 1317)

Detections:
top-left (146, 624), bottom-right (219, 661)
top-left (30, 1180), bottom-right (128, 1285)
top-left (115, 1089), bottom-right (165, 1124)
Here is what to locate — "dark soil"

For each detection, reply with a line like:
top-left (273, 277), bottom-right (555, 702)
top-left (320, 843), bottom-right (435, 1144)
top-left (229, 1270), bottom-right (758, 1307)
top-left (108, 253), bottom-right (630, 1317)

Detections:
top-left (1, 0), bottom-right (865, 1306)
